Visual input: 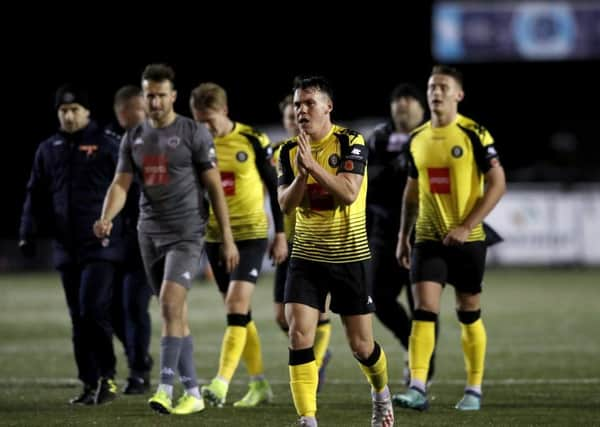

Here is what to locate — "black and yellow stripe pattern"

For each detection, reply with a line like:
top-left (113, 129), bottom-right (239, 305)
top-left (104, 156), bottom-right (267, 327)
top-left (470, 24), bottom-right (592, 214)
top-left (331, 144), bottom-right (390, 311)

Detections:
top-left (408, 114), bottom-right (499, 243)
top-left (206, 122), bottom-right (271, 242)
top-left (278, 125), bottom-right (371, 263)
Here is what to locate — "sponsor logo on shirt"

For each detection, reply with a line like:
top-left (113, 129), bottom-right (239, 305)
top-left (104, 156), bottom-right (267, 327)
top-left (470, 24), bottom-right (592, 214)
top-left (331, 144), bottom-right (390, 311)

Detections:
top-left (307, 183), bottom-right (334, 211)
top-left (143, 155), bottom-right (169, 186)
top-left (221, 171), bottom-right (236, 196)
top-left (428, 167), bottom-right (451, 194)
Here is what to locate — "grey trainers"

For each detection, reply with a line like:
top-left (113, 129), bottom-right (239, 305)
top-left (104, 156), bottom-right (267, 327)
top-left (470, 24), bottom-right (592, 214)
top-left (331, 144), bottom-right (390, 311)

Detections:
top-left (392, 386), bottom-right (429, 411)
top-left (297, 415), bottom-right (318, 426)
top-left (372, 397), bottom-right (394, 427)
top-left (455, 390), bottom-right (481, 411)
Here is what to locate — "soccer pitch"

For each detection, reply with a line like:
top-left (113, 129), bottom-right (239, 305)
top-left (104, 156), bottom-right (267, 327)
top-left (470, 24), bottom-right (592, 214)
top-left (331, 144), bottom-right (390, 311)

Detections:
top-left (1, 268), bottom-right (599, 426)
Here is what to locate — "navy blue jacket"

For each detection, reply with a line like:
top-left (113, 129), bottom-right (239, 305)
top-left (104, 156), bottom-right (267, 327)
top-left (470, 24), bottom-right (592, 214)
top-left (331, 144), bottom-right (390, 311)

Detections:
top-left (20, 121), bottom-right (125, 268)
top-left (105, 123), bottom-right (144, 268)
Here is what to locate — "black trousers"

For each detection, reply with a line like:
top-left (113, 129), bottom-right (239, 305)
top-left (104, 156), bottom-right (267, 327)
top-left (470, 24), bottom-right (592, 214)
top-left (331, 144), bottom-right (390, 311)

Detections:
top-left (369, 237), bottom-right (413, 350)
top-left (59, 260), bottom-right (118, 386)
top-left (112, 264), bottom-right (153, 375)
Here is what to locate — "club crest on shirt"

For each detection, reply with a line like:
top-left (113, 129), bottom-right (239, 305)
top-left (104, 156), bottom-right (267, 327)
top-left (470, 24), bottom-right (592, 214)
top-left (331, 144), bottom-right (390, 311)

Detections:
top-left (236, 151), bottom-right (248, 162)
top-left (451, 145), bottom-right (463, 158)
top-left (328, 153), bottom-right (340, 167)
top-left (167, 137), bottom-right (180, 149)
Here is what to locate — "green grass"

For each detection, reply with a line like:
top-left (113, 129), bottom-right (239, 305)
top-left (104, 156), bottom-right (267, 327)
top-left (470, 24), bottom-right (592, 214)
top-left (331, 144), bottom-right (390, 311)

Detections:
top-left (1, 268), bottom-right (599, 426)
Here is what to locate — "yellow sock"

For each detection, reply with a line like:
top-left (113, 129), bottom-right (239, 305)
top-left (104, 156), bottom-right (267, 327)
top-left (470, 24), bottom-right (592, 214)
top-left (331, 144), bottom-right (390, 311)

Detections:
top-left (314, 320), bottom-right (331, 368)
top-left (409, 320), bottom-right (435, 384)
top-left (357, 342), bottom-right (388, 392)
top-left (241, 320), bottom-right (264, 376)
top-left (217, 325), bottom-right (247, 381)
top-left (461, 318), bottom-right (487, 386)
top-left (289, 360), bottom-right (318, 417)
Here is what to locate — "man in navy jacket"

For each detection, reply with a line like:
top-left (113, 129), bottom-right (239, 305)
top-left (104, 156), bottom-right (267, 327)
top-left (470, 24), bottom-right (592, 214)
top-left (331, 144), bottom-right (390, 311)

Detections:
top-left (19, 84), bottom-right (125, 405)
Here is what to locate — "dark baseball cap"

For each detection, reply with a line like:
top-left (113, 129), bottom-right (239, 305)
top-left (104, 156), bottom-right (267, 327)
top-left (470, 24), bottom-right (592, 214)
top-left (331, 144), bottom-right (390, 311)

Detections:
top-left (390, 83), bottom-right (426, 109)
top-left (55, 84), bottom-right (90, 110)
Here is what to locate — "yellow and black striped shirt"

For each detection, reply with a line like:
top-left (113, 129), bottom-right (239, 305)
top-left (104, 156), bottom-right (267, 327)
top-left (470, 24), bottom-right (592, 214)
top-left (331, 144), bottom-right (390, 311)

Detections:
top-left (206, 122), bottom-right (273, 242)
top-left (408, 114), bottom-right (500, 243)
top-left (277, 124), bottom-right (370, 263)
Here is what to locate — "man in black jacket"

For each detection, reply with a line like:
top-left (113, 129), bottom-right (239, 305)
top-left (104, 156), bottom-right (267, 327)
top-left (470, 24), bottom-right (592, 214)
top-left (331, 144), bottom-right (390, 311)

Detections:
top-left (366, 84), bottom-right (436, 384)
top-left (108, 85), bottom-right (154, 395)
top-left (19, 84), bottom-right (125, 405)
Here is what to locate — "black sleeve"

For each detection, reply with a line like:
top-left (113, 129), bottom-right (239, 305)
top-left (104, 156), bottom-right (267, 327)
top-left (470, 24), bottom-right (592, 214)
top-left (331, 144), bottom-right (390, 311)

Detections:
top-left (246, 134), bottom-right (284, 233)
top-left (20, 146), bottom-right (48, 240)
top-left (338, 133), bottom-right (368, 176)
top-left (278, 143), bottom-right (295, 186)
top-left (458, 124), bottom-right (499, 174)
top-left (407, 140), bottom-right (418, 178)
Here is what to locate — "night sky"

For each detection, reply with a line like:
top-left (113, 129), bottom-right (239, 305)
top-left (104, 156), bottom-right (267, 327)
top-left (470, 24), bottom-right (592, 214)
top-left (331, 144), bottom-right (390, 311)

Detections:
top-left (4, 4), bottom-right (598, 238)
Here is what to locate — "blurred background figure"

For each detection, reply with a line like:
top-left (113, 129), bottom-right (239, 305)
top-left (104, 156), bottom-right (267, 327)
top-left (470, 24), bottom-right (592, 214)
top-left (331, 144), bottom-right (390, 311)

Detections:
top-left (191, 82), bottom-right (286, 408)
top-left (366, 83), bottom-right (437, 385)
top-left (20, 84), bottom-right (124, 405)
top-left (108, 85), bottom-right (154, 395)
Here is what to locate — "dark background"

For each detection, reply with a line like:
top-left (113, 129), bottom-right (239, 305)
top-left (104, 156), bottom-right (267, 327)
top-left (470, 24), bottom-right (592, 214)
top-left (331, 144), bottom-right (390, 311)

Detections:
top-left (4, 4), bottom-right (598, 239)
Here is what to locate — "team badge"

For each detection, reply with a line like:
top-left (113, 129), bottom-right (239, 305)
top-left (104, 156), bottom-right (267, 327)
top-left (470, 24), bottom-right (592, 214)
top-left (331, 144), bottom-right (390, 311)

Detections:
top-left (344, 160), bottom-right (354, 171)
top-left (236, 151), bottom-right (248, 162)
top-left (451, 146), bottom-right (463, 158)
top-left (328, 153), bottom-right (340, 167)
top-left (167, 137), bottom-right (180, 148)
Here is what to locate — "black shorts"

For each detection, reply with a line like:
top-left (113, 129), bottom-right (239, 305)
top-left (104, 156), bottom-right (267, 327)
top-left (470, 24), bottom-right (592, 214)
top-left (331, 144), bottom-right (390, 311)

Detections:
top-left (410, 240), bottom-right (486, 294)
top-left (284, 257), bottom-right (375, 315)
top-left (274, 242), bottom-right (293, 304)
top-left (206, 239), bottom-right (268, 294)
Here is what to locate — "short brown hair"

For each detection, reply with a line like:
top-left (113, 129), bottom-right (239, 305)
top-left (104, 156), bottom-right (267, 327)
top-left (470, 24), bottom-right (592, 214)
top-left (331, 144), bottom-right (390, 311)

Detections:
top-left (114, 85), bottom-right (142, 108)
top-left (141, 63), bottom-right (176, 88)
top-left (278, 94), bottom-right (293, 114)
top-left (432, 65), bottom-right (463, 88)
top-left (190, 82), bottom-right (227, 110)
